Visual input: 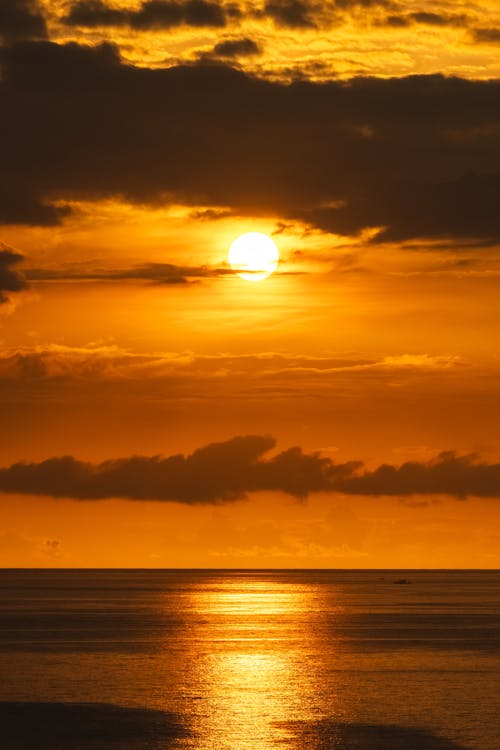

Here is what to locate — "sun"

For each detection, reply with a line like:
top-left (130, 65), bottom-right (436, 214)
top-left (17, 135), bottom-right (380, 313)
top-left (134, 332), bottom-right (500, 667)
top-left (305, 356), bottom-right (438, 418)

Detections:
top-left (228, 232), bottom-right (279, 282)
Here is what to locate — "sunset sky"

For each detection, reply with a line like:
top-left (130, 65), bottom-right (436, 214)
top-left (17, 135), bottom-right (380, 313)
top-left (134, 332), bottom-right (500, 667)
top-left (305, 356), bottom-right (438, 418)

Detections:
top-left (1, 0), bottom-right (500, 568)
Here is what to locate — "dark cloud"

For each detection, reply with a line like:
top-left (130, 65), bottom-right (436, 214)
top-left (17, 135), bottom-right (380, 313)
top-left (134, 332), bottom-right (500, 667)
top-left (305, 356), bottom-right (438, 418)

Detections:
top-left (303, 173), bottom-right (500, 243)
top-left (263, 0), bottom-right (316, 29)
top-left (337, 451), bottom-right (500, 499)
top-left (25, 261), bottom-right (231, 284)
top-left (62, 0), bottom-right (393, 32)
top-left (470, 28), bottom-right (500, 44)
top-left (62, 0), bottom-right (131, 27)
top-left (213, 37), bottom-right (261, 57)
top-left (2, 41), bottom-right (500, 242)
top-left (0, 247), bottom-right (28, 303)
top-left (134, 0), bottom-right (228, 29)
top-left (380, 12), bottom-right (468, 29)
top-left (0, 436), bottom-right (357, 502)
top-left (382, 14), bottom-right (410, 28)
top-left (63, 0), bottom-right (229, 29)
top-left (409, 12), bottom-right (467, 27)
top-left (1, 437), bottom-right (499, 502)
top-left (0, 0), bottom-right (46, 42)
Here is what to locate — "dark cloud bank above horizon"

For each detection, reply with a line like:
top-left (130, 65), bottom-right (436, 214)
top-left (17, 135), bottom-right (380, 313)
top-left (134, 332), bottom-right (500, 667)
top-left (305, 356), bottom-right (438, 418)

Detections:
top-left (1, 435), bottom-right (500, 503)
top-left (2, 40), bottom-right (500, 242)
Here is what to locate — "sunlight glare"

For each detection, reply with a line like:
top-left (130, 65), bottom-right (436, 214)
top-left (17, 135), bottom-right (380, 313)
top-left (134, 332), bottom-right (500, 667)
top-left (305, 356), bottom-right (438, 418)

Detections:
top-left (228, 232), bottom-right (279, 282)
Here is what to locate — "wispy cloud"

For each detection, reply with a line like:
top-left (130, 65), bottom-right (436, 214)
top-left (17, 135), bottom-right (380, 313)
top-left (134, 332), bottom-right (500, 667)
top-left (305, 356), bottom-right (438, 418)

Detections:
top-left (25, 261), bottom-right (231, 285)
top-left (0, 344), bottom-right (463, 383)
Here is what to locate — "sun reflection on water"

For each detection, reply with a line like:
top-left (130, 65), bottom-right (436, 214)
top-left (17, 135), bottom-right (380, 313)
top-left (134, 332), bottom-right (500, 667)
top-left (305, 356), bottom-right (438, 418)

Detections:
top-left (177, 577), bottom-right (340, 750)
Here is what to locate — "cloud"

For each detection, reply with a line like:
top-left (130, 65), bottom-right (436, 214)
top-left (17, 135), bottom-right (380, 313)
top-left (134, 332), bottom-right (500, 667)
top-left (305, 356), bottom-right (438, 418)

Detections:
top-left (0, 0), bottom-right (47, 42)
top-left (0, 246), bottom-right (28, 303)
top-left (63, 0), bottom-right (229, 29)
top-left (2, 42), bottom-right (500, 242)
top-left (263, 0), bottom-right (316, 29)
top-left (0, 436), bottom-right (499, 502)
top-left (409, 12), bottom-right (466, 27)
top-left (470, 28), bottom-right (500, 45)
top-left (380, 12), bottom-right (468, 29)
top-left (61, 0), bottom-right (392, 32)
top-left (25, 261), bottom-right (230, 284)
top-left (0, 345), bottom-right (462, 384)
top-left (213, 37), bottom-right (261, 57)
top-left (41, 537), bottom-right (62, 557)
top-left (62, 0), bottom-right (131, 27)
top-left (0, 435), bottom-right (358, 502)
top-left (337, 451), bottom-right (500, 499)
top-left (382, 14), bottom-right (410, 28)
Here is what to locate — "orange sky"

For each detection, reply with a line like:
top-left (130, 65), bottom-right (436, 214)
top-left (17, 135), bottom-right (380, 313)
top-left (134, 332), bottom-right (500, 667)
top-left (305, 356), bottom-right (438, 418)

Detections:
top-left (1, 0), bottom-right (500, 567)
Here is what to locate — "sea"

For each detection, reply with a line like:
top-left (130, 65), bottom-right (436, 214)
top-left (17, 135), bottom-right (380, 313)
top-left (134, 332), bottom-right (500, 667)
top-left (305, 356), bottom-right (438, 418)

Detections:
top-left (0, 569), bottom-right (498, 750)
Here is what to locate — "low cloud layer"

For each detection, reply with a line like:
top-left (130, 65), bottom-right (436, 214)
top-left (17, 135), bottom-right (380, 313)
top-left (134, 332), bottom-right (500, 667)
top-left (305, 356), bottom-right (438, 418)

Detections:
top-left (0, 247), bottom-right (28, 303)
top-left (1, 436), bottom-right (499, 502)
top-left (0, 436), bottom-right (357, 502)
top-left (1, 41), bottom-right (500, 241)
top-left (336, 451), bottom-right (500, 499)
top-left (0, 345), bottom-right (462, 384)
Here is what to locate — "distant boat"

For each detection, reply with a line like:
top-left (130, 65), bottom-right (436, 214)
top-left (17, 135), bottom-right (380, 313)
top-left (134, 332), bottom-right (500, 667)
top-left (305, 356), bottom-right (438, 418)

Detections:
top-left (393, 578), bottom-right (411, 584)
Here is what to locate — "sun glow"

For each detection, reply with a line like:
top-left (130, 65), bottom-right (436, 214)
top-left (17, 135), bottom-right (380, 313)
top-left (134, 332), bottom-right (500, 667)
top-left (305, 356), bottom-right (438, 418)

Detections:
top-left (228, 232), bottom-right (279, 282)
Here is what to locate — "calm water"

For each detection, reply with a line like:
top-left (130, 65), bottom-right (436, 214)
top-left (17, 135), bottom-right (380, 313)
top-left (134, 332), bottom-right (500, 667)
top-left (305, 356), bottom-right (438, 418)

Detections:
top-left (0, 570), bottom-right (499, 750)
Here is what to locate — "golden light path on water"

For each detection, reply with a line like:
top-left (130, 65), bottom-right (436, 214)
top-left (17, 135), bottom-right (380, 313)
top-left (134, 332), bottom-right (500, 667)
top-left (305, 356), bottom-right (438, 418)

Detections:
top-left (176, 577), bottom-right (344, 750)
top-left (0, 571), bottom-right (498, 750)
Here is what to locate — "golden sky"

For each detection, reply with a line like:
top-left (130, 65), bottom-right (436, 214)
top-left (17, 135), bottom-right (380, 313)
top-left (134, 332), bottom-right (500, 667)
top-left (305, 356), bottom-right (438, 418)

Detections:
top-left (1, 0), bottom-right (500, 567)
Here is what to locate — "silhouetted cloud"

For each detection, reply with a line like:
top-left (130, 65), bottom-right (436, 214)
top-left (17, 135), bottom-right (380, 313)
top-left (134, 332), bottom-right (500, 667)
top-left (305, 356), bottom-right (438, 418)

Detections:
top-left (0, 0), bottom-right (46, 41)
top-left (337, 451), bottom-right (500, 499)
top-left (0, 435), bottom-right (357, 502)
top-left (62, 0), bottom-right (130, 27)
top-left (380, 12), bottom-right (468, 28)
top-left (213, 37), bottom-right (261, 57)
top-left (62, 0), bottom-right (394, 32)
top-left (0, 247), bottom-right (28, 303)
top-left (25, 261), bottom-right (231, 284)
top-left (263, 0), bottom-right (316, 29)
top-left (470, 27), bottom-right (500, 44)
top-left (63, 0), bottom-right (229, 29)
top-left (1, 436), bottom-right (499, 502)
top-left (409, 12), bottom-right (466, 27)
top-left (382, 14), bottom-right (410, 28)
top-left (2, 41), bottom-right (500, 241)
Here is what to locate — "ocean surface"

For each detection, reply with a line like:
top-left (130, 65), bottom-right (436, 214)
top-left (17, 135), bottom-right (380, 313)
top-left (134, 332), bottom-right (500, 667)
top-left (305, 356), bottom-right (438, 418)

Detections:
top-left (0, 570), bottom-right (499, 750)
